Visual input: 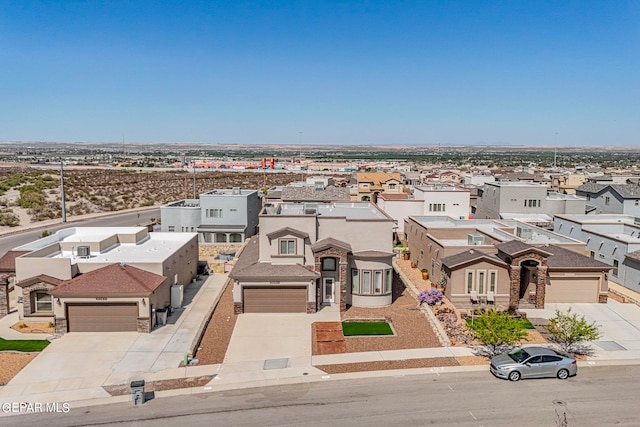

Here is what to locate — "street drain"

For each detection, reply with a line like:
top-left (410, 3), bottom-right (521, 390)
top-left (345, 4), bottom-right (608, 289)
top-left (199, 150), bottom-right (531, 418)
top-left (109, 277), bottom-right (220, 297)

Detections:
top-left (553, 400), bottom-right (566, 406)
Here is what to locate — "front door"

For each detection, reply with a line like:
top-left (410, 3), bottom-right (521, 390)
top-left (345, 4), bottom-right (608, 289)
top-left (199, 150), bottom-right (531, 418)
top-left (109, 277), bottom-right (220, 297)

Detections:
top-left (322, 278), bottom-right (335, 304)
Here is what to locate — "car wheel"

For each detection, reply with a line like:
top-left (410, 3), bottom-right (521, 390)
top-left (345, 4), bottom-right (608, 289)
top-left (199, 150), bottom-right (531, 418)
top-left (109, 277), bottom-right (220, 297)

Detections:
top-left (557, 369), bottom-right (569, 380)
top-left (508, 371), bottom-right (521, 381)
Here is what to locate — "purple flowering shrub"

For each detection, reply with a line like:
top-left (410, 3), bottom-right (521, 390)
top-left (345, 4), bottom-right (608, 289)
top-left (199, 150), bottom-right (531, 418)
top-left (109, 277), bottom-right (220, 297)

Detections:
top-left (418, 288), bottom-right (444, 305)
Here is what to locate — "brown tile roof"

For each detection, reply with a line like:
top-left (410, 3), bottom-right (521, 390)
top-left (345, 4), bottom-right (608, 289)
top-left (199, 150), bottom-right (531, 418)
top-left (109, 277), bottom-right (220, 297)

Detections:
top-left (357, 172), bottom-right (402, 188)
top-left (230, 236), bottom-right (320, 281)
top-left (50, 264), bottom-right (166, 296)
top-left (351, 250), bottom-right (394, 258)
top-left (0, 251), bottom-right (30, 272)
top-left (14, 275), bottom-right (64, 288)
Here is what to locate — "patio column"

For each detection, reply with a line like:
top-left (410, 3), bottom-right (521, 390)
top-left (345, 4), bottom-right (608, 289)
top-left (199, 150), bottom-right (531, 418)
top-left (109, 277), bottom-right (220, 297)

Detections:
top-left (535, 266), bottom-right (547, 309)
top-left (509, 266), bottom-right (521, 310)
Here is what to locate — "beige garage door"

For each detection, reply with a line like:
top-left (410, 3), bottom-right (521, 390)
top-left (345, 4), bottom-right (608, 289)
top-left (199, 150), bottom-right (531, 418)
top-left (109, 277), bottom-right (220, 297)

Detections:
top-left (243, 287), bottom-right (307, 313)
top-left (545, 278), bottom-right (599, 303)
top-left (67, 303), bottom-right (138, 332)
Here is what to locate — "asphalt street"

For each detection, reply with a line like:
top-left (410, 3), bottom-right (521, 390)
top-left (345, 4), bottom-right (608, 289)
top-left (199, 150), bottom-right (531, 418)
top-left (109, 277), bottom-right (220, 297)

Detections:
top-left (0, 208), bottom-right (160, 254)
top-left (5, 365), bottom-right (639, 427)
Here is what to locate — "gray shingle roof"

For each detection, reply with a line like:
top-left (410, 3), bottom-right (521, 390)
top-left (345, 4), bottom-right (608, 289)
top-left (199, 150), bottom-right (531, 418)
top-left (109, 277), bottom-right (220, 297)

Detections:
top-left (311, 237), bottom-right (352, 253)
top-left (626, 250), bottom-right (640, 263)
top-left (577, 182), bottom-right (640, 199)
top-left (540, 245), bottom-right (611, 269)
top-left (441, 250), bottom-right (507, 270)
top-left (281, 186), bottom-right (351, 202)
top-left (495, 240), bottom-right (552, 257)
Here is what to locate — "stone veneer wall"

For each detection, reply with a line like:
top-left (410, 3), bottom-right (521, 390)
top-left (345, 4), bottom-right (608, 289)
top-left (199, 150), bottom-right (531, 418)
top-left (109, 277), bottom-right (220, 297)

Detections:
top-left (314, 246), bottom-right (349, 313)
top-left (54, 317), bottom-right (67, 334)
top-left (21, 282), bottom-right (56, 316)
top-left (234, 302), bottom-right (243, 314)
top-left (598, 294), bottom-right (608, 304)
top-left (0, 275), bottom-right (9, 318)
top-left (137, 317), bottom-right (151, 333)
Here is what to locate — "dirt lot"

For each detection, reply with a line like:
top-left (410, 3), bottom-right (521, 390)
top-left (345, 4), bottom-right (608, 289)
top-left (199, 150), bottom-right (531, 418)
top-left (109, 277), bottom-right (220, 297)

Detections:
top-left (10, 322), bottom-right (54, 334)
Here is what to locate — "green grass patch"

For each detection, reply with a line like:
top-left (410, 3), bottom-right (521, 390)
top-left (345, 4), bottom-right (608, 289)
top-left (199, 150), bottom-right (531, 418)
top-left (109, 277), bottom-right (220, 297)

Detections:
top-left (342, 321), bottom-right (393, 336)
top-left (465, 317), bottom-right (535, 330)
top-left (0, 338), bottom-right (50, 352)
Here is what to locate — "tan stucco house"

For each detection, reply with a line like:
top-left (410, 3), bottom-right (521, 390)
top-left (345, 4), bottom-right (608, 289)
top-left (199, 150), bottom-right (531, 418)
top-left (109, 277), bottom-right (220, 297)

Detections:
top-left (230, 202), bottom-right (395, 313)
top-left (5, 227), bottom-right (198, 333)
top-left (405, 216), bottom-right (610, 309)
top-left (355, 172), bottom-right (404, 203)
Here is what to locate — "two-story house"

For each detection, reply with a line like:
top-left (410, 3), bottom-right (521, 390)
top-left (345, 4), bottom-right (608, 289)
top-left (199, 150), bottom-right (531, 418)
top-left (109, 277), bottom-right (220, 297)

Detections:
top-left (161, 188), bottom-right (261, 243)
top-left (355, 172), bottom-right (404, 203)
top-left (230, 202), bottom-right (395, 314)
top-left (575, 182), bottom-right (640, 218)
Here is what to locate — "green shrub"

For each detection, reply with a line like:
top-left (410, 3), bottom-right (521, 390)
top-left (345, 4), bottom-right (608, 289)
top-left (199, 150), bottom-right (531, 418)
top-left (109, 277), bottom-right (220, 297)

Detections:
top-left (467, 309), bottom-right (529, 356)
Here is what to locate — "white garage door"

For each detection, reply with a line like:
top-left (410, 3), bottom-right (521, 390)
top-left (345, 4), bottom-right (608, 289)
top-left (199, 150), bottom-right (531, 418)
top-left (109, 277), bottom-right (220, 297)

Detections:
top-left (545, 278), bottom-right (599, 303)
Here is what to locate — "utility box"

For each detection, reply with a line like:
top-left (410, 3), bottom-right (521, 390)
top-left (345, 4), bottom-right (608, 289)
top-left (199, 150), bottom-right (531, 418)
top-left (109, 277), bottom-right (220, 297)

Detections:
top-left (171, 285), bottom-right (183, 309)
top-left (130, 380), bottom-right (146, 405)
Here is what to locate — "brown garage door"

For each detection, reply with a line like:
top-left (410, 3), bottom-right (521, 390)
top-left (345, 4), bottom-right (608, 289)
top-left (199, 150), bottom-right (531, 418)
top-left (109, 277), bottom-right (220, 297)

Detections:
top-left (243, 287), bottom-right (307, 313)
top-left (545, 278), bottom-right (599, 303)
top-left (67, 303), bottom-right (138, 332)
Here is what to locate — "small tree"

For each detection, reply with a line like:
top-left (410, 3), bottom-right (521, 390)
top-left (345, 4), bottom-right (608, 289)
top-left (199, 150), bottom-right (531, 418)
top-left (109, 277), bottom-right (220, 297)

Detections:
top-left (547, 308), bottom-right (601, 354)
top-left (467, 309), bottom-right (529, 356)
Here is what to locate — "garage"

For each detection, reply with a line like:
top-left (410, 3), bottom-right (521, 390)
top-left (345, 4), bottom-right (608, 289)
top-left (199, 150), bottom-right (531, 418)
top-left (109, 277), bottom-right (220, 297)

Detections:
top-left (67, 303), bottom-right (138, 332)
top-left (545, 278), bottom-right (600, 303)
top-left (243, 287), bottom-right (307, 313)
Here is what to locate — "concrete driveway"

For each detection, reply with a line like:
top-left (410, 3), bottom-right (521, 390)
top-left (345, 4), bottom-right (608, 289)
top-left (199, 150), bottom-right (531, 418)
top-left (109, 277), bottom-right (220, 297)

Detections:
top-left (522, 299), bottom-right (640, 360)
top-left (0, 273), bottom-right (228, 404)
top-left (214, 308), bottom-right (340, 384)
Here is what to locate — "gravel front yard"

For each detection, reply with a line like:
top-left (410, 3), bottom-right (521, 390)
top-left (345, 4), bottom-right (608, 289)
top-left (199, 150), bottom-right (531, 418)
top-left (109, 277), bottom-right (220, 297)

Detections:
top-left (0, 352), bottom-right (38, 386)
top-left (194, 279), bottom-right (236, 364)
top-left (341, 273), bottom-right (442, 353)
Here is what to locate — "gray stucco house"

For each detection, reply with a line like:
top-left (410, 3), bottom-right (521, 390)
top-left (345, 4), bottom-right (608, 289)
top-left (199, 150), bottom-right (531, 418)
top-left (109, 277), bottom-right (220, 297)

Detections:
top-left (575, 182), bottom-right (640, 218)
top-left (161, 188), bottom-right (261, 243)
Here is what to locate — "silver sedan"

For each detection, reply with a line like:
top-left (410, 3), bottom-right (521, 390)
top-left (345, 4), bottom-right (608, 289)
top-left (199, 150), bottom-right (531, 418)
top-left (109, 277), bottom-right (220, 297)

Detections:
top-left (490, 346), bottom-right (577, 381)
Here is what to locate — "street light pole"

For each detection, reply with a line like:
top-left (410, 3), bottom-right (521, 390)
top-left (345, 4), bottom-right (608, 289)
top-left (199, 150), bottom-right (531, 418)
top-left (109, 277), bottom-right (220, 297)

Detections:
top-left (60, 159), bottom-right (67, 223)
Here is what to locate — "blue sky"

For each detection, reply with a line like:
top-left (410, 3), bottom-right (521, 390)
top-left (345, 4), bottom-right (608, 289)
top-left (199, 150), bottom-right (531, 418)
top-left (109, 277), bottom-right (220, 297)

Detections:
top-left (1, 1), bottom-right (638, 146)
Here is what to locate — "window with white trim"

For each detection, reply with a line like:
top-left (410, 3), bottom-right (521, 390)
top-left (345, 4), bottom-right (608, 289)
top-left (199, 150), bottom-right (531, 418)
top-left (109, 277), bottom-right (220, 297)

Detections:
top-left (279, 239), bottom-right (296, 255)
top-left (613, 259), bottom-right (619, 277)
top-left (374, 271), bottom-right (383, 294)
top-left (351, 268), bottom-right (359, 293)
top-left (478, 270), bottom-right (486, 294)
top-left (489, 270), bottom-right (497, 293)
top-left (34, 292), bottom-right (52, 312)
top-left (362, 271), bottom-right (372, 294)
top-left (466, 271), bottom-right (474, 293)
top-left (385, 270), bottom-right (392, 293)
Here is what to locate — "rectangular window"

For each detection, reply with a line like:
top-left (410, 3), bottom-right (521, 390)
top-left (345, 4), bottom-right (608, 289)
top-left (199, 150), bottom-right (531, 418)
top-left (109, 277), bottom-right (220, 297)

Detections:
top-left (478, 271), bottom-right (486, 294)
top-left (168, 226), bottom-right (175, 232)
top-left (466, 271), bottom-right (474, 293)
top-left (374, 271), bottom-right (383, 294)
top-left (35, 292), bottom-right (52, 312)
top-left (489, 271), bottom-right (497, 293)
top-left (613, 259), bottom-right (619, 277)
top-left (605, 196), bottom-right (610, 206)
top-left (351, 269), bottom-right (359, 293)
top-left (212, 209), bottom-right (223, 218)
top-left (635, 200), bottom-right (639, 206)
top-left (362, 271), bottom-right (372, 294)
top-left (385, 270), bottom-right (392, 293)
top-left (279, 239), bottom-right (296, 255)
top-left (322, 258), bottom-right (336, 271)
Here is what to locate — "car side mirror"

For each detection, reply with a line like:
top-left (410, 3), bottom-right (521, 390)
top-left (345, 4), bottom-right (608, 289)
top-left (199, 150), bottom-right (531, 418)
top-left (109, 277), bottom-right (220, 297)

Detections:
top-left (525, 362), bottom-right (531, 366)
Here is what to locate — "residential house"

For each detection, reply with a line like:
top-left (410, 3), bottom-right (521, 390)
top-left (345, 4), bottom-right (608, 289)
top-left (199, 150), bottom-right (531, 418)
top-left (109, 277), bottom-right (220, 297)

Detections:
top-left (355, 172), bottom-right (404, 202)
top-left (161, 188), bottom-right (261, 243)
top-left (554, 214), bottom-right (640, 294)
top-left (404, 216), bottom-right (609, 309)
top-left (4, 227), bottom-right (197, 333)
top-left (575, 182), bottom-right (640, 218)
top-left (474, 181), bottom-right (586, 225)
top-left (230, 202), bottom-right (395, 314)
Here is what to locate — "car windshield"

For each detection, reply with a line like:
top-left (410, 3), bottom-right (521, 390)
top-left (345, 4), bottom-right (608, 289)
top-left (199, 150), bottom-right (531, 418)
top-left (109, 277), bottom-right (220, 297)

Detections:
top-left (508, 349), bottom-right (530, 363)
